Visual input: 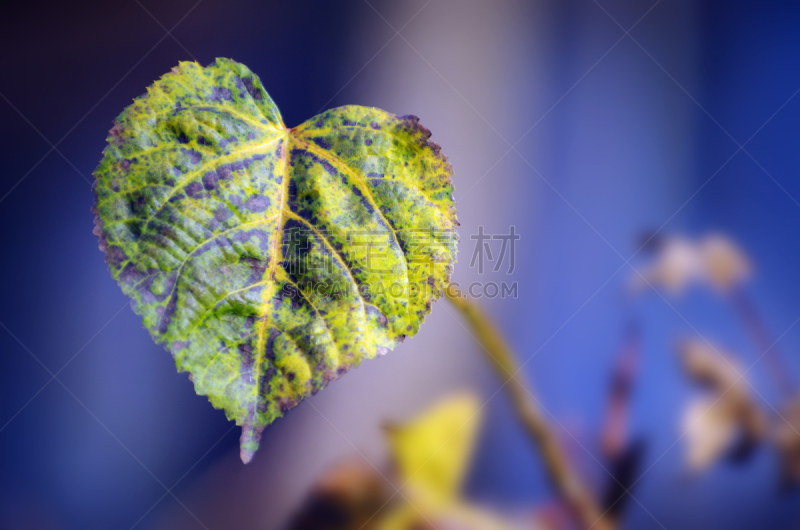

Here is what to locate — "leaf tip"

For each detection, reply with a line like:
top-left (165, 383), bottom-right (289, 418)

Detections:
top-left (239, 422), bottom-right (264, 464)
top-left (240, 448), bottom-right (255, 465)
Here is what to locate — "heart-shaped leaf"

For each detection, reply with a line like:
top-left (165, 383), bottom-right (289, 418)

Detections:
top-left (93, 58), bottom-right (458, 462)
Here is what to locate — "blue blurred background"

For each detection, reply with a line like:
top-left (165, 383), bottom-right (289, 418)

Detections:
top-left (2, 0), bottom-right (800, 528)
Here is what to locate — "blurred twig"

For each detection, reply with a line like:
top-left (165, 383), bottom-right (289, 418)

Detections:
top-left (600, 321), bottom-right (640, 459)
top-left (731, 288), bottom-right (795, 399)
top-left (446, 293), bottom-right (612, 530)
top-left (599, 320), bottom-right (646, 522)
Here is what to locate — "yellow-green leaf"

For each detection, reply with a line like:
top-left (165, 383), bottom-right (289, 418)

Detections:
top-left (92, 58), bottom-right (458, 462)
top-left (385, 393), bottom-right (481, 502)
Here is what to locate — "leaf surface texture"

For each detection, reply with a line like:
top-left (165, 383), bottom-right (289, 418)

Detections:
top-left (93, 59), bottom-right (458, 461)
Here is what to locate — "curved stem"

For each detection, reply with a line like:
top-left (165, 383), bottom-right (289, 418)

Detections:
top-left (446, 293), bottom-right (612, 530)
top-left (732, 288), bottom-right (795, 399)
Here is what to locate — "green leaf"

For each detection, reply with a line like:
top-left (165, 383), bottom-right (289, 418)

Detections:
top-left (92, 58), bottom-right (458, 462)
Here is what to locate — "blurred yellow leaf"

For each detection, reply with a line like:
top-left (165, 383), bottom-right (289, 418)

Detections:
top-left (378, 504), bottom-right (419, 530)
top-left (292, 394), bottom-right (524, 530)
top-left (385, 393), bottom-right (482, 504)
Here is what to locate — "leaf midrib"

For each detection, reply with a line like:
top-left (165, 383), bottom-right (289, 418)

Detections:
top-left (253, 129), bottom-right (291, 412)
